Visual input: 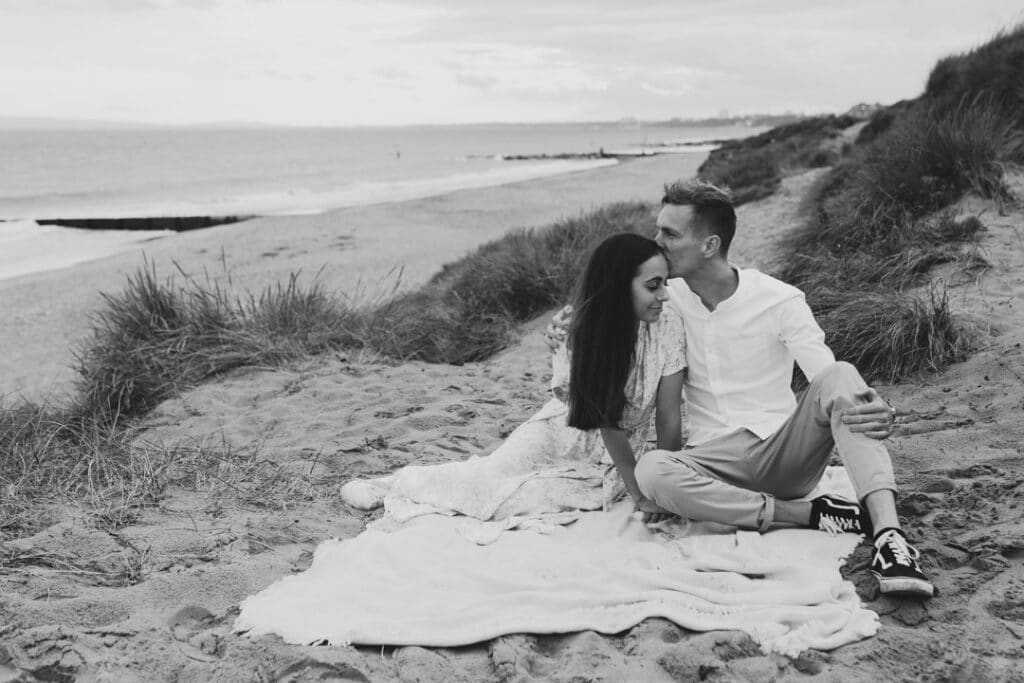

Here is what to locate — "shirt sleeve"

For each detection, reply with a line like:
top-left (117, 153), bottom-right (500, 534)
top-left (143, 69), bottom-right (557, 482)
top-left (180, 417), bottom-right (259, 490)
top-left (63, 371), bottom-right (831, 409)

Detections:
top-left (659, 310), bottom-right (687, 376)
top-left (777, 295), bottom-right (835, 381)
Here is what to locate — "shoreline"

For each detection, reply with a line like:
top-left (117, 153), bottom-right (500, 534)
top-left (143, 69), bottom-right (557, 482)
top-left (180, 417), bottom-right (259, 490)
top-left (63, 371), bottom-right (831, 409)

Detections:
top-left (0, 158), bottom-right (623, 223)
top-left (0, 158), bottom-right (627, 284)
top-left (0, 152), bottom-right (706, 401)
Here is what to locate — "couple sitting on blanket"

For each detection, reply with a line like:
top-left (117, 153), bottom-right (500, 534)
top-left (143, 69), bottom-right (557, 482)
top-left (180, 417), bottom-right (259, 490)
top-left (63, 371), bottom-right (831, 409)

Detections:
top-left (341, 179), bottom-right (933, 600)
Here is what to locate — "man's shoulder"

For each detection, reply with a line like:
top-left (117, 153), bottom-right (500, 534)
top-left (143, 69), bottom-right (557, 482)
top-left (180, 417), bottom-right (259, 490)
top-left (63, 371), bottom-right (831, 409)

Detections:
top-left (739, 268), bottom-right (806, 304)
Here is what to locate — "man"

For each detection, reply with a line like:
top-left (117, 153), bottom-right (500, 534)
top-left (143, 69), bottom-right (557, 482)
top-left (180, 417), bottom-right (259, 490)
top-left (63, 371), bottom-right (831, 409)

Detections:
top-left (547, 179), bottom-right (933, 599)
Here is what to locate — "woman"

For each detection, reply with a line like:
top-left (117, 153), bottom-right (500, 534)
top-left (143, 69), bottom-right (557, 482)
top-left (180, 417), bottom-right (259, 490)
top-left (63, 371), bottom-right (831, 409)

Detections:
top-left (340, 233), bottom-right (686, 523)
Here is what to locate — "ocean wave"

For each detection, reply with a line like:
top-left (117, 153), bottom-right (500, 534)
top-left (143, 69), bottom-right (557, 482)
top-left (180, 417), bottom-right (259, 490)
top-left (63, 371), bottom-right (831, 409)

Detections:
top-left (0, 219), bottom-right (172, 282)
top-left (1, 158), bottom-right (619, 221)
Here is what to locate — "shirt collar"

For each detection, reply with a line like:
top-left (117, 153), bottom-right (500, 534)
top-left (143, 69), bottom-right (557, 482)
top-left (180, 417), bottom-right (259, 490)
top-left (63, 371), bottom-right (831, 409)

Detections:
top-left (669, 266), bottom-right (744, 314)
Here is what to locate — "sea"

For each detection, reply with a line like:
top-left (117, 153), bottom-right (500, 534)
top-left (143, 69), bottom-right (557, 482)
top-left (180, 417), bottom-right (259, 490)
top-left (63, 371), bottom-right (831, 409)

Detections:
top-left (0, 122), bottom-right (758, 280)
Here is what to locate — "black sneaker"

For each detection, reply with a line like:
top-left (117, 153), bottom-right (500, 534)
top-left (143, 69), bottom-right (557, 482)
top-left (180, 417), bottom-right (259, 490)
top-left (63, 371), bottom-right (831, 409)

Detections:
top-left (809, 495), bottom-right (872, 536)
top-left (870, 528), bottom-right (934, 598)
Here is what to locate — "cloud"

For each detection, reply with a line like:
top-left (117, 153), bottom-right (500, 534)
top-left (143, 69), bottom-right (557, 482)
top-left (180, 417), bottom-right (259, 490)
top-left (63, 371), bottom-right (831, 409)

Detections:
top-left (263, 68), bottom-right (314, 82)
top-left (375, 66), bottom-right (414, 83)
top-left (455, 73), bottom-right (499, 89)
top-left (1, 0), bottom-right (1021, 125)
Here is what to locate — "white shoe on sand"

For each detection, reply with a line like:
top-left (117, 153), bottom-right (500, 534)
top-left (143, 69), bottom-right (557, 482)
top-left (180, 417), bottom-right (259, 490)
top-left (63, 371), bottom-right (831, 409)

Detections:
top-left (339, 478), bottom-right (392, 510)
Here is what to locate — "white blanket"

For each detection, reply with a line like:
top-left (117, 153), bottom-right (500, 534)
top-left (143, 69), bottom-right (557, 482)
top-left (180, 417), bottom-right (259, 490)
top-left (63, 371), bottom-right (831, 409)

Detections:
top-left (235, 468), bottom-right (878, 656)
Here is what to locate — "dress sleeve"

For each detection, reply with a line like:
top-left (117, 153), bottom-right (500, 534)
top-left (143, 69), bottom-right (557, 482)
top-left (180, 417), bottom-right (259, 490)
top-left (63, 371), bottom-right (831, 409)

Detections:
top-left (658, 310), bottom-right (687, 376)
top-left (550, 342), bottom-right (571, 401)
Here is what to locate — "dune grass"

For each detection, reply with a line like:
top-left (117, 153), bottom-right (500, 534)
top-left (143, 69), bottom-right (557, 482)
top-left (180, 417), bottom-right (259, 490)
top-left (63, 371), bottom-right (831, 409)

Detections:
top-left (798, 98), bottom-right (1021, 259)
top-left (0, 401), bottom-right (334, 539)
top-left (0, 403), bottom-right (143, 536)
top-left (813, 287), bottom-right (975, 384)
top-left (926, 23), bottom-right (1024, 120)
top-left (770, 99), bottom-right (1006, 381)
top-left (72, 263), bottom-right (364, 421)
top-left (767, 25), bottom-right (1024, 384)
top-left (698, 114), bottom-right (857, 205)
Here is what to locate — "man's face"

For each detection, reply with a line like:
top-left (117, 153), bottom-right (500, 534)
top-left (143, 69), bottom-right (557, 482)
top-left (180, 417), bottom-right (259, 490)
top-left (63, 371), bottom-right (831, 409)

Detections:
top-left (655, 204), bottom-right (708, 279)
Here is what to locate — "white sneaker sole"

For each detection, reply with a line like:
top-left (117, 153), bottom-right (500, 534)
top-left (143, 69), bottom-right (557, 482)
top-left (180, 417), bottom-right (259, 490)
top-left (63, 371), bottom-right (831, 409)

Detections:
top-left (875, 573), bottom-right (935, 598)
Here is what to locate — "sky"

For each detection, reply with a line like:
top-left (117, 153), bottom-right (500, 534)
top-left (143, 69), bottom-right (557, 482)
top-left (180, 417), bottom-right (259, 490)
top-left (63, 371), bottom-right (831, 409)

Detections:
top-left (0, 0), bottom-right (1021, 127)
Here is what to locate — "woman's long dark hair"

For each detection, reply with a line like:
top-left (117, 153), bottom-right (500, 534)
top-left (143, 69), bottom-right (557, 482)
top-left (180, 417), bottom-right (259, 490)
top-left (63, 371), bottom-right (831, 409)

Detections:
top-left (567, 232), bottom-right (663, 430)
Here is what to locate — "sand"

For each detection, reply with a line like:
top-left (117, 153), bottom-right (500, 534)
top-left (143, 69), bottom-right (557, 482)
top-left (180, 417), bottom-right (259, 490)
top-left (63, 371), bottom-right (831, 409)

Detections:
top-left (2, 153), bottom-right (1024, 681)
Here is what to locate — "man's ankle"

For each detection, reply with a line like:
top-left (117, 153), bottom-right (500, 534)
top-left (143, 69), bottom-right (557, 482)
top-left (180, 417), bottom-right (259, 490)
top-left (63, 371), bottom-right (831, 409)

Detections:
top-left (872, 526), bottom-right (903, 545)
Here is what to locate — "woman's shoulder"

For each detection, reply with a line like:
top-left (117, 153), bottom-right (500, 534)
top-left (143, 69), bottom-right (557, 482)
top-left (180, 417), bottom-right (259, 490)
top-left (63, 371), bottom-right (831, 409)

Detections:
top-left (653, 308), bottom-right (685, 338)
top-left (650, 309), bottom-right (686, 371)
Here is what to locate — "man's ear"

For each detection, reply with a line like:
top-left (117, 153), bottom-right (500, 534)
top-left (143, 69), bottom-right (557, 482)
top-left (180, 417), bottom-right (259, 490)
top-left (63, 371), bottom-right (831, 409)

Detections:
top-left (702, 234), bottom-right (721, 259)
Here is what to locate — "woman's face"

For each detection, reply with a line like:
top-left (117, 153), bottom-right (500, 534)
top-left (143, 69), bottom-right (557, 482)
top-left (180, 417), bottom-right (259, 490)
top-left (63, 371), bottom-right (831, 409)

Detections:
top-left (631, 254), bottom-right (670, 323)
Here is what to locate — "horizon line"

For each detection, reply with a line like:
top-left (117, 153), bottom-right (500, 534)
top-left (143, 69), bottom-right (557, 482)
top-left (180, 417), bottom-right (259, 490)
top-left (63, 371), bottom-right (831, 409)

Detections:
top-left (0, 110), bottom-right (853, 132)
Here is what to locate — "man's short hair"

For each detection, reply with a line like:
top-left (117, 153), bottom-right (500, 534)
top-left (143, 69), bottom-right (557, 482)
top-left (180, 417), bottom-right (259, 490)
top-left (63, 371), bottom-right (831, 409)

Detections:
top-left (661, 179), bottom-right (737, 256)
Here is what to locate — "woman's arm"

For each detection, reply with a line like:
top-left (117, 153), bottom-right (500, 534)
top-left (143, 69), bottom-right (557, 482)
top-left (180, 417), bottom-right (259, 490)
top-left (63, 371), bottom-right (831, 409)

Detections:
top-left (655, 370), bottom-right (685, 451)
top-left (600, 427), bottom-right (674, 523)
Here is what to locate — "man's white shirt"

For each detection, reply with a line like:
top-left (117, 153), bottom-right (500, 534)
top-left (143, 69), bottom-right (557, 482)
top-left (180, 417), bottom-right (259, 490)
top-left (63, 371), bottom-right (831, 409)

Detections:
top-left (666, 268), bottom-right (835, 446)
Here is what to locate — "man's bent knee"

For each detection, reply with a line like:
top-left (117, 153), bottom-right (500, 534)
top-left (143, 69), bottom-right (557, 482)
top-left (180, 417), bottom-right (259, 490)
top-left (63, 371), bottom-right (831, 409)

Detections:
top-left (811, 361), bottom-right (859, 386)
top-left (635, 449), bottom-right (674, 498)
top-left (809, 361), bottom-right (868, 403)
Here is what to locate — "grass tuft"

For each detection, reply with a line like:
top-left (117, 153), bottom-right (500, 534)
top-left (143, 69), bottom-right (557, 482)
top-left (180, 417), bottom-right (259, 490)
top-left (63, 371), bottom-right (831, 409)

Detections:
top-left (73, 263), bottom-right (362, 420)
top-left (815, 286), bottom-right (974, 384)
top-left (0, 403), bottom-right (146, 536)
top-left (0, 402), bottom-right (336, 539)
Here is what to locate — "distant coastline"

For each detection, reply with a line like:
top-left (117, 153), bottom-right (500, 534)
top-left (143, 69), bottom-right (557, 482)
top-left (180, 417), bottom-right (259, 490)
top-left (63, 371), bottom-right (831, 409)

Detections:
top-left (0, 113), bottom-right (802, 132)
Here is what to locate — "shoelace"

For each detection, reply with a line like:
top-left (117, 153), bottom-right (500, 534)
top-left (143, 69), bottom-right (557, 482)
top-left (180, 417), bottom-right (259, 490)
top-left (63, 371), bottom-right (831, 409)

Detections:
top-left (877, 530), bottom-right (920, 567)
top-left (818, 513), bottom-right (859, 535)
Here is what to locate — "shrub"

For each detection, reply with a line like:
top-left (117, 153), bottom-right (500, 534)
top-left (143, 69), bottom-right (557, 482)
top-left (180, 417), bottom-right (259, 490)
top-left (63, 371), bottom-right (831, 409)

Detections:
top-left (373, 202), bottom-right (652, 363)
top-left (797, 96), bottom-right (1017, 259)
top-left (778, 208), bottom-right (986, 295)
top-left (73, 264), bottom-right (360, 420)
top-left (698, 115), bottom-right (857, 204)
top-left (700, 146), bottom-right (780, 204)
top-left (816, 287), bottom-right (973, 383)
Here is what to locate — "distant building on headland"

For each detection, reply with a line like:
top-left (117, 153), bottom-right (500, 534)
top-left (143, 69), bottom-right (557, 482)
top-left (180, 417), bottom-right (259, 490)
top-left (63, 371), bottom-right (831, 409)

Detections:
top-left (843, 102), bottom-right (885, 120)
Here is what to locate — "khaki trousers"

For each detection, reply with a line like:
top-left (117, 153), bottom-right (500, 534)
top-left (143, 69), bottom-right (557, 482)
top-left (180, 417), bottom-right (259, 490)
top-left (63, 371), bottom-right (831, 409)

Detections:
top-left (634, 361), bottom-right (896, 532)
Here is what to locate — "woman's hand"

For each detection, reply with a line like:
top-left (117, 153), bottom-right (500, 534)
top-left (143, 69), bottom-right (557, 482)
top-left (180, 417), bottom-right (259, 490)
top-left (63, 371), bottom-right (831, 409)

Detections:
top-left (544, 305), bottom-right (573, 352)
top-left (634, 496), bottom-right (675, 524)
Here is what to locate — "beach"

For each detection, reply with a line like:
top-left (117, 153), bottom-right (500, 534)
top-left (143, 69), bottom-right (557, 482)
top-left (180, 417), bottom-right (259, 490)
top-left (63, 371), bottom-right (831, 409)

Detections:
top-left (0, 153), bottom-right (703, 401)
top-left (2, 148), bottom-right (1024, 681)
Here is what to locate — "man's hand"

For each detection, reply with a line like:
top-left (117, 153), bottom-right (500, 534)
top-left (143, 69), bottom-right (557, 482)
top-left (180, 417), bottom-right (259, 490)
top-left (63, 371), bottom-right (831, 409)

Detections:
top-left (634, 496), bottom-right (675, 524)
top-left (842, 387), bottom-right (896, 440)
top-left (543, 304), bottom-right (573, 352)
